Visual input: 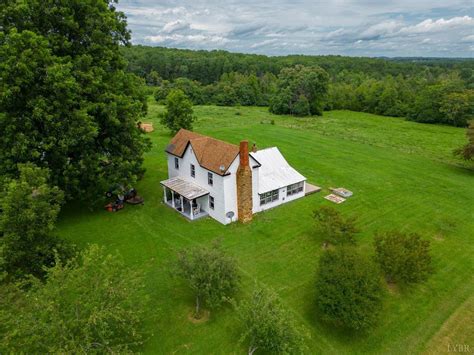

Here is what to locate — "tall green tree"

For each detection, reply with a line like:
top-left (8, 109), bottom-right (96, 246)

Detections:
top-left (269, 65), bottom-right (329, 116)
top-left (374, 231), bottom-right (433, 284)
top-left (161, 89), bottom-right (195, 133)
top-left (175, 242), bottom-right (240, 317)
top-left (0, 164), bottom-right (73, 280)
top-left (315, 247), bottom-right (385, 330)
top-left (237, 286), bottom-right (307, 355)
top-left (0, 0), bottom-right (150, 202)
top-left (0, 244), bottom-right (147, 353)
top-left (440, 90), bottom-right (474, 127)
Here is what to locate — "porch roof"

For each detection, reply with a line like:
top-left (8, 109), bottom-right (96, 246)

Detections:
top-left (160, 177), bottom-right (209, 200)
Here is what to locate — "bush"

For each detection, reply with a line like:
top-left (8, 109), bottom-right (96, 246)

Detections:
top-left (315, 247), bottom-right (385, 330)
top-left (313, 206), bottom-right (358, 246)
top-left (374, 231), bottom-right (433, 284)
top-left (0, 245), bottom-right (147, 353)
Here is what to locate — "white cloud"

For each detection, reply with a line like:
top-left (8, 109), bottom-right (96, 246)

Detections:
top-left (461, 34), bottom-right (474, 42)
top-left (145, 34), bottom-right (230, 45)
top-left (162, 19), bottom-right (190, 33)
top-left (398, 16), bottom-right (473, 34)
top-left (118, 0), bottom-right (474, 57)
top-left (359, 20), bottom-right (404, 39)
top-left (250, 39), bottom-right (279, 48)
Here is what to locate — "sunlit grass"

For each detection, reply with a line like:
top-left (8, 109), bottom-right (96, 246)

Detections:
top-left (57, 100), bottom-right (473, 354)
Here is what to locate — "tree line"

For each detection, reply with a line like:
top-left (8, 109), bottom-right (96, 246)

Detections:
top-left (123, 45), bottom-right (473, 86)
top-left (124, 45), bottom-right (474, 127)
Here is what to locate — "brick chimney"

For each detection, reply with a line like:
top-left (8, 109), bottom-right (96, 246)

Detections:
top-left (236, 141), bottom-right (253, 223)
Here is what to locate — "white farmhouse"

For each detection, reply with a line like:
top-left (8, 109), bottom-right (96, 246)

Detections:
top-left (160, 129), bottom-right (312, 225)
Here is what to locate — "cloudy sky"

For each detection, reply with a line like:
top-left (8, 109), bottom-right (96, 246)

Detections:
top-left (117, 0), bottom-right (474, 57)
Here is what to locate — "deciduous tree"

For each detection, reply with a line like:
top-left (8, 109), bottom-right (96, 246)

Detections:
top-left (440, 90), bottom-right (474, 127)
top-left (269, 65), bottom-right (329, 116)
top-left (0, 245), bottom-right (147, 353)
top-left (313, 206), bottom-right (358, 246)
top-left (237, 286), bottom-right (307, 355)
top-left (374, 231), bottom-right (433, 284)
top-left (455, 120), bottom-right (474, 160)
top-left (0, 164), bottom-right (73, 280)
top-left (315, 247), bottom-right (385, 330)
top-left (0, 0), bottom-right (150, 202)
top-left (161, 89), bottom-right (195, 133)
top-left (176, 242), bottom-right (240, 317)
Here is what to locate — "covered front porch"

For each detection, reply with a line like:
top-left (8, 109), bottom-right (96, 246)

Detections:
top-left (161, 177), bottom-right (209, 221)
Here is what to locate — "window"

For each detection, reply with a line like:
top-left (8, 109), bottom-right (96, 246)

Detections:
top-left (287, 182), bottom-right (304, 196)
top-left (260, 189), bottom-right (279, 206)
top-left (174, 157), bottom-right (179, 170)
top-left (208, 172), bottom-right (213, 186)
top-left (190, 164), bottom-right (195, 178)
top-left (209, 195), bottom-right (215, 209)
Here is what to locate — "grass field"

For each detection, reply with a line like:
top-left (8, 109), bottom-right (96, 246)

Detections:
top-left (57, 100), bottom-right (474, 354)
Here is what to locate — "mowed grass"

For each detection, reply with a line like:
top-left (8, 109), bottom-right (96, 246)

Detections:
top-left (57, 100), bottom-right (474, 354)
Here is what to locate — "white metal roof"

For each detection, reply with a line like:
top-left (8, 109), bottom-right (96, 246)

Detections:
top-left (250, 147), bottom-right (306, 194)
top-left (160, 177), bottom-right (209, 200)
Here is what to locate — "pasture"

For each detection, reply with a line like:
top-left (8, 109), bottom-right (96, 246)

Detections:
top-left (57, 101), bottom-right (474, 354)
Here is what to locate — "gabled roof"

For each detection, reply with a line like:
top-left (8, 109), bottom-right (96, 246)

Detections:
top-left (250, 147), bottom-right (306, 194)
top-left (165, 129), bottom-right (240, 175)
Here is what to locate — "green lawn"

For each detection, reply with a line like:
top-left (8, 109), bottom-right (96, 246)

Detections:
top-left (57, 101), bottom-right (474, 354)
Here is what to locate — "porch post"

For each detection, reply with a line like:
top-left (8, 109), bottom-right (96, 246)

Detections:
top-left (171, 190), bottom-right (175, 208)
top-left (190, 199), bottom-right (194, 220)
top-left (180, 196), bottom-right (184, 213)
top-left (163, 186), bottom-right (167, 203)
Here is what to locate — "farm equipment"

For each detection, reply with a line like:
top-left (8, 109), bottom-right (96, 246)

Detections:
top-left (104, 186), bottom-right (144, 212)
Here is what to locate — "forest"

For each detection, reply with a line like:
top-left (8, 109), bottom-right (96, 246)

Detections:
top-left (122, 46), bottom-right (474, 126)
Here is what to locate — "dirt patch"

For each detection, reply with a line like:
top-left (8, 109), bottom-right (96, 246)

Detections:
top-left (433, 233), bottom-right (445, 241)
top-left (188, 309), bottom-right (210, 324)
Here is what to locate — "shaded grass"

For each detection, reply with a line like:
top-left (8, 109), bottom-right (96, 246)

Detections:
top-left (57, 101), bottom-right (474, 354)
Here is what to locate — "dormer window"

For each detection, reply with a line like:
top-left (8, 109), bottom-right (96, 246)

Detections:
top-left (208, 172), bottom-right (213, 186)
top-left (174, 157), bottom-right (179, 170)
top-left (190, 164), bottom-right (195, 178)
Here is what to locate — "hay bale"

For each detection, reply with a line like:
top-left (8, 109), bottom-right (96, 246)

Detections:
top-left (139, 123), bottom-right (154, 133)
